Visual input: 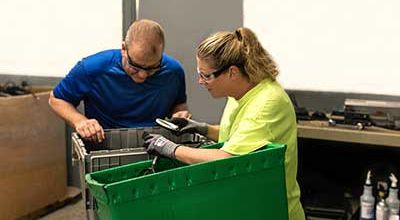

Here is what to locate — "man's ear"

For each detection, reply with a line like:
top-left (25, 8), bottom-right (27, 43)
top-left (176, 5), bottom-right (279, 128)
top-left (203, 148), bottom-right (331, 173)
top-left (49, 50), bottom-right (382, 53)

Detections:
top-left (121, 41), bottom-right (127, 56)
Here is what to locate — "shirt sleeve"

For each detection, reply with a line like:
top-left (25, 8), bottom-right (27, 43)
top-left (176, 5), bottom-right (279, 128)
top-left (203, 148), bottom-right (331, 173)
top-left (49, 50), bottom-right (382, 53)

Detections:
top-left (220, 116), bottom-right (273, 155)
top-left (220, 99), bottom-right (289, 155)
top-left (53, 61), bottom-right (93, 107)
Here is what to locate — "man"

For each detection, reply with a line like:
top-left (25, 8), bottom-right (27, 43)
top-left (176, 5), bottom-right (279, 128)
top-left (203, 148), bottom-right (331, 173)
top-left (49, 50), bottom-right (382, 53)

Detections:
top-left (49, 19), bottom-right (190, 143)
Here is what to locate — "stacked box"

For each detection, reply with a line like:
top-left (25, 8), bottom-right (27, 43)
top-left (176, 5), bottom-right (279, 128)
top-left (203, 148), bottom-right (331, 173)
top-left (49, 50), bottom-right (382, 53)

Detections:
top-left (72, 127), bottom-right (209, 220)
top-left (0, 88), bottom-right (67, 220)
top-left (86, 143), bottom-right (289, 220)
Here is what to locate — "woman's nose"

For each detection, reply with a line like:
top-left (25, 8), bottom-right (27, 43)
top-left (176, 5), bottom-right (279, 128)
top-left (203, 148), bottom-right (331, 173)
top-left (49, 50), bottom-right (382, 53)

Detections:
top-left (198, 76), bottom-right (206, 85)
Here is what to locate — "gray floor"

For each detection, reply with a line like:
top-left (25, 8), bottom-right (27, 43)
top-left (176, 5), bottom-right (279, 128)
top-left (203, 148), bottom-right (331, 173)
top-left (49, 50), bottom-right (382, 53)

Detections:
top-left (38, 198), bottom-right (86, 220)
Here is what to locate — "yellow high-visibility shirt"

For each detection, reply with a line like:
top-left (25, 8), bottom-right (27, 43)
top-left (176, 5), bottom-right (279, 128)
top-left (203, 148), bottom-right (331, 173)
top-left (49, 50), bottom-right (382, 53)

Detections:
top-left (219, 78), bottom-right (305, 220)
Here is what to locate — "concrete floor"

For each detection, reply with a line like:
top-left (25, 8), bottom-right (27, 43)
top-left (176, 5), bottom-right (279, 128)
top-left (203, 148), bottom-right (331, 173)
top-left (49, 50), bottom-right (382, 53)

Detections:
top-left (38, 198), bottom-right (86, 220)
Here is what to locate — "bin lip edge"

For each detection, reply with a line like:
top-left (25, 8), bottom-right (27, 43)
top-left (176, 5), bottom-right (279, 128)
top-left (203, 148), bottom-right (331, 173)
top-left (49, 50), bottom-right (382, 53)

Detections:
top-left (90, 143), bottom-right (286, 189)
top-left (85, 172), bottom-right (103, 187)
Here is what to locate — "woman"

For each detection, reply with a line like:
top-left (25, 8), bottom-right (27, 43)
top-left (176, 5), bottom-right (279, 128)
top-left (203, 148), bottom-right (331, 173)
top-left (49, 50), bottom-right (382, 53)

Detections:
top-left (144, 27), bottom-right (305, 220)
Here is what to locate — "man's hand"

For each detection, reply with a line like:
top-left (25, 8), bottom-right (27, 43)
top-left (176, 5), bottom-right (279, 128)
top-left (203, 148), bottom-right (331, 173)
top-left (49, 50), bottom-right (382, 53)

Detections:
top-left (74, 119), bottom-right (105, 143)
top-left (171, 103), bottom-right (191, 119)
top-left (49, 92), bottom-right (105, 143)
top-left (142, 133), bottom-right (180, 159)
top-left (172, 110), bottom-right (192, 119)
top-left (167, 117), bottom-right (208, 136)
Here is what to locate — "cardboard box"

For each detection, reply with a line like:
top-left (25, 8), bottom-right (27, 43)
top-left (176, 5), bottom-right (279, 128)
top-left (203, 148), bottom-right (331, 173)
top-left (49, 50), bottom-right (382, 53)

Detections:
top-left (0, 87), bottom-right (67, 220)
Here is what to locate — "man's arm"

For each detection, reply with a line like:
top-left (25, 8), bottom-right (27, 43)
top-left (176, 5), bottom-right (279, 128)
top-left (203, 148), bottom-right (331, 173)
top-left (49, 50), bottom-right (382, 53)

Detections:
top-left (171, 103), bottom-right (192, 118)
top-left (48, 91), bottom-right (104, 142)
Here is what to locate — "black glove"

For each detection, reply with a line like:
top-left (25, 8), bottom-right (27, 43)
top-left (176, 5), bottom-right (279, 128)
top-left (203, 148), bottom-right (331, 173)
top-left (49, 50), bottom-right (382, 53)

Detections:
top-left (142, 132), bottom-right (180, 159)
top-left (167, 117), bottom-right (208, 136)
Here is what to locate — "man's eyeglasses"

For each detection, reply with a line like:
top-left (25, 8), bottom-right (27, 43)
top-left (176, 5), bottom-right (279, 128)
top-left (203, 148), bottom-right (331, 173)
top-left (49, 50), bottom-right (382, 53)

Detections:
top-left (197, 65), bottom-right (231, 81)
top-left (126, 49), bottom-right (162, 76)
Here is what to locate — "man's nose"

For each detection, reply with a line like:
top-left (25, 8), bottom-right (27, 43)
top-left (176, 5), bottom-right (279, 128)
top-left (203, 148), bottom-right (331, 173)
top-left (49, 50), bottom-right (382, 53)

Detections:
top-left (137, 70), bottom-right (148, 78)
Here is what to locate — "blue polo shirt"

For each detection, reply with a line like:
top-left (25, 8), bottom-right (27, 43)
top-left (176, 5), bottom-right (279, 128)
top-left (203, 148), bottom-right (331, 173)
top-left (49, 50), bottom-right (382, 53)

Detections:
top-left (53, 49), bottom-right (187, 129)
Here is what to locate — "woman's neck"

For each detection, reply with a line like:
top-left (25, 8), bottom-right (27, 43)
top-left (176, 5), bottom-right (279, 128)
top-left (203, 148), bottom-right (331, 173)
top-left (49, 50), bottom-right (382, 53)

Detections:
top-left (231, 80), bottom-right (256, 100)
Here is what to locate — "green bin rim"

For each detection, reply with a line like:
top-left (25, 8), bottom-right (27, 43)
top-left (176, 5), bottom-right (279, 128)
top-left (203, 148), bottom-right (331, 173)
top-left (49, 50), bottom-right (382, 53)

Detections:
top-left (85, 142), bottom-right (286, 204)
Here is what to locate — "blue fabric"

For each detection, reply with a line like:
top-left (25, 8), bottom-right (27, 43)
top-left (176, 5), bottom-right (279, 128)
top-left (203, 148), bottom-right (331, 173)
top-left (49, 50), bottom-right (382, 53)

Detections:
top-left (53, 49), bottom-right (187, 129)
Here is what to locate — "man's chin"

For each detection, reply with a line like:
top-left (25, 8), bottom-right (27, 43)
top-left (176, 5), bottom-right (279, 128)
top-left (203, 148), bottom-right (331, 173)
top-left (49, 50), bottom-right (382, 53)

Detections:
top-left (130, 76), bottom-right (146, 83)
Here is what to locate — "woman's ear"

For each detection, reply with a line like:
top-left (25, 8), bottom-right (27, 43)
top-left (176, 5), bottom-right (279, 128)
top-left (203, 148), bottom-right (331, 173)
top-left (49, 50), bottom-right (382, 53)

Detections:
top-left (229, 65), bottom-right (241, 79)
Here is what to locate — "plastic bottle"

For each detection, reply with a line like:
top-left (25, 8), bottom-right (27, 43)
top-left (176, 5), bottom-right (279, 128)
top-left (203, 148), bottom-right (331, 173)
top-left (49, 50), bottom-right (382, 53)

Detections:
top-left (376, 183), bottom-right (389, 220)
top-left (386, 173), bottom-right (400, 220)
top-left (360, 171), bottom-right (375, 220)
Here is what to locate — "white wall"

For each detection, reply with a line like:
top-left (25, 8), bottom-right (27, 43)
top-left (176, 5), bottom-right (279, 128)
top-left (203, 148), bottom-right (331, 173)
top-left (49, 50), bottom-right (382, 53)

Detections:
top-left (244, 0), bottom-right (400, 96)
top-left (0, 0), bottom-right (122, 77)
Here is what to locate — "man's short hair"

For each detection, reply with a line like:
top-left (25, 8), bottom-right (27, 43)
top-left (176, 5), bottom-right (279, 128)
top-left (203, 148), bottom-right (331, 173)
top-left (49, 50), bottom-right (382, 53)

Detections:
top-left (125, 19), bottom-right (165, 51)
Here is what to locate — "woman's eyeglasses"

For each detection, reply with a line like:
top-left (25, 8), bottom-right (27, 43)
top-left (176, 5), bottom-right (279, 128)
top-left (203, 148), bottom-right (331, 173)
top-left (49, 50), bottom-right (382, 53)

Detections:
top-left (197, 65), bottom-right (231, 81)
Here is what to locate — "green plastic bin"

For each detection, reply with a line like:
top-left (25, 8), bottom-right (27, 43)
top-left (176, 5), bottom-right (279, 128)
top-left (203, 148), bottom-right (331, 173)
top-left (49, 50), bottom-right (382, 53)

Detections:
top-left (85, 143), bottom-right (288, 220)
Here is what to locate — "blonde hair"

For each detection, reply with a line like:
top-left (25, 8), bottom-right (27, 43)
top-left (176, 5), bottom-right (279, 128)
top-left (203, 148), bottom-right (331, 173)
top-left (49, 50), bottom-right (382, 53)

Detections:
top-left (197, 27), bottom-right (279, 83)
top-left (125, 19), bottom-right (165, 51)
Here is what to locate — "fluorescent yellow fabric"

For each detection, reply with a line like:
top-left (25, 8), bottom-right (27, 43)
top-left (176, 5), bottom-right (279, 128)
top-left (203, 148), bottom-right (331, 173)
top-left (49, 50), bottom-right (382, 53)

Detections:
top-left (219, 79), bottom-right (305, 220)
